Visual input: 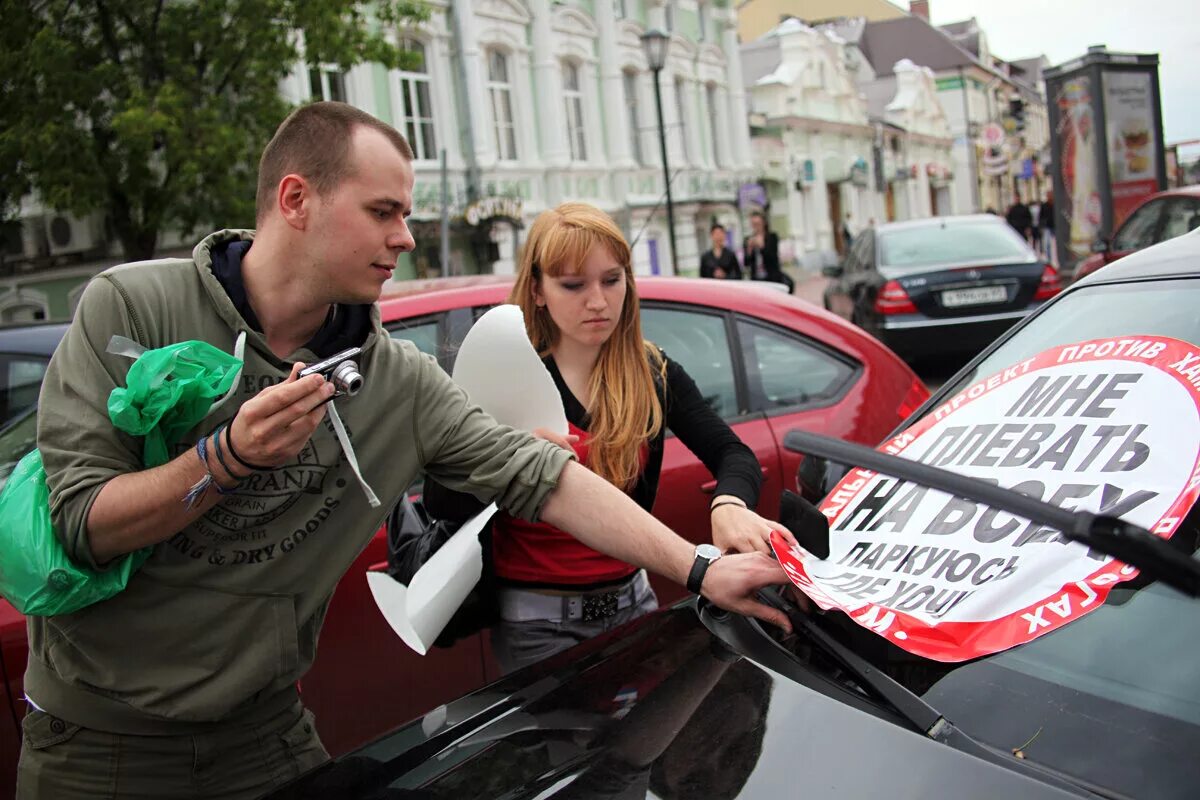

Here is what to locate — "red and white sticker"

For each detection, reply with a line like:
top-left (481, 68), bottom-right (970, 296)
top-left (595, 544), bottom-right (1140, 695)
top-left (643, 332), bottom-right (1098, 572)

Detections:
top-left (772, 336), bottom-right (1200, 662)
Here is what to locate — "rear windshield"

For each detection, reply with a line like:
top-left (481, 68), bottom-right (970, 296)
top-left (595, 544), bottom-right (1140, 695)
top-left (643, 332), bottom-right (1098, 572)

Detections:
top-left (878, 221), bottom-right (1034, 270)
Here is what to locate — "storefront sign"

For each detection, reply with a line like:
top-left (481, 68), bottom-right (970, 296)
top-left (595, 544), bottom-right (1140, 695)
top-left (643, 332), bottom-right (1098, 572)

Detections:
top-left (738, 183), bottom-right (768, 208)
top-left (463, 196), bottom-right (523, 227)
top-left (773, 336), bottom-right (1200, 662)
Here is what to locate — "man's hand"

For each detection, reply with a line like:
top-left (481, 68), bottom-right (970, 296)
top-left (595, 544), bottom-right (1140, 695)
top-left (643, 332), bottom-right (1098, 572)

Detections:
top-left (228, 362), bottom-right (335, 467)
top-left (700, 553), bottom-right (792, 634)
top-left (532, 427), bottom-right (580, 451)
top-left (711, 503), bottom-right (798, 555)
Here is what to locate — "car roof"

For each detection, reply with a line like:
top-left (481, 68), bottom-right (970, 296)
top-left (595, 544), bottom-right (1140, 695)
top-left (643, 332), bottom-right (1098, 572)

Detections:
top-left (381, 274), bottom-right (815, 316)
top-left (873, 214), bottom-right (1009, 234)
top-left (0, 321), bottom-right (70, 356)
top-left (1072, 226), bottom-right (1200, 286)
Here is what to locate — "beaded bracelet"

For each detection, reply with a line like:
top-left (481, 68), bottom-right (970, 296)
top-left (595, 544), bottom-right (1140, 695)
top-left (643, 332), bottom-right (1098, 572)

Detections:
top-left (183, 435), bottom-right (239, 509)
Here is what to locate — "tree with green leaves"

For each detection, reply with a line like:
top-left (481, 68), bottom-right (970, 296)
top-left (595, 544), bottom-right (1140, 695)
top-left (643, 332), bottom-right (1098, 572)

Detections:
top-left (0, 1), bottom-right (427, 261)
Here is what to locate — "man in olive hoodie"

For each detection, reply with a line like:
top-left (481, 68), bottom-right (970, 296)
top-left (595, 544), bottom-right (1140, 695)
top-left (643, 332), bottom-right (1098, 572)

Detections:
top-left (18, 102), bottom-right (789, 798)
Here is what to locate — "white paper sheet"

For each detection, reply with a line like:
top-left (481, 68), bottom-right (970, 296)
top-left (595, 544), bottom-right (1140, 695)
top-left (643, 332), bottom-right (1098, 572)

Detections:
top-left (451, 304), bottom-right (568, 436)
top-left (370, 304), bottom-right (567, 655)
top-left (367, 502), bottom-right (497, 656)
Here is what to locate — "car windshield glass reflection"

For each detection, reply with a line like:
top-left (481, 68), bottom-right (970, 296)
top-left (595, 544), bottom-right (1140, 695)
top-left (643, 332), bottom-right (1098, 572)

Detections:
top-left (878, 223), bottom-right (1034, 271)
top-left (827, 276), bottom-right (1200, 798)
top-left (947, 278), bottom-right (1200, 395)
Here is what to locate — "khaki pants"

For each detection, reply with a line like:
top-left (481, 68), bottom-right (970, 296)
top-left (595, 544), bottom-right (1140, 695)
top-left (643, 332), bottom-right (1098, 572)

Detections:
top-left (16, 701), bottom-right (328, 799)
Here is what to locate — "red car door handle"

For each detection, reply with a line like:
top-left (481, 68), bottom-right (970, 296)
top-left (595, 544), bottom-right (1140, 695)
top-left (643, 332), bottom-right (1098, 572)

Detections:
top-left (701, 467), bottom-right (769, 493)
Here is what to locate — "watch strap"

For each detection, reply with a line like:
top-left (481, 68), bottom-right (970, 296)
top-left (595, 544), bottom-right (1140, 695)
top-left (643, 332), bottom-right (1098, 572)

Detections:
top-left (687, 552), bottom-right (713, 594)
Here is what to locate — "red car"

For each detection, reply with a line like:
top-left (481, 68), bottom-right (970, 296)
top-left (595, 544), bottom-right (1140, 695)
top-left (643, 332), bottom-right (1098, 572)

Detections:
top-left (0, 276), bottom-right (926, 792)
top-left (1074, 185), bottom-right (1200, 280)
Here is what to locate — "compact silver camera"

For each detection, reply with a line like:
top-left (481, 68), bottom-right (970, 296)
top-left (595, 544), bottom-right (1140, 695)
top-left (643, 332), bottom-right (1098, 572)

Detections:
top-left (299, 347), bottom-right (364, 397)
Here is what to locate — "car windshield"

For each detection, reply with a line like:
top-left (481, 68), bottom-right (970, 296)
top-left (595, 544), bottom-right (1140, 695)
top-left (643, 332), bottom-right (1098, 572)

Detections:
top-left (878, 221), bottom-right (1035, 271)
top-left (822, 275), bottom-right (1200, 798)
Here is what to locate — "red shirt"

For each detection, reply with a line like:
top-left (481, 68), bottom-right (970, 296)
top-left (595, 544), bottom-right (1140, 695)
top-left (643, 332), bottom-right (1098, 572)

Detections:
top-left (493, 421), bottom-right (647, 588)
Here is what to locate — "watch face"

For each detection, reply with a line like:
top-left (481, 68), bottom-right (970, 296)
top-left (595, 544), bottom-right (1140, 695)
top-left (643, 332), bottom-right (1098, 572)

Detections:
top-left (697, 544), bottom-right (722, 561)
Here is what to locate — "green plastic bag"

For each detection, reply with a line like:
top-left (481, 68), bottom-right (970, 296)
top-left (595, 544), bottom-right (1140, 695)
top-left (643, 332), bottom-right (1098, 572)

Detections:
top-left (0, 339), bottom-right (243, 616)
top-left (108, 340), bottom-right (244, 469)
top-left (0, 450), bottom-right (151, 615)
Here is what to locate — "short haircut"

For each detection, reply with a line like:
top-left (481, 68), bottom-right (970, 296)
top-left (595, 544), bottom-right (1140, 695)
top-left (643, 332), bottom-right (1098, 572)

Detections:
top-left (255, 101), bottom-right (414, 222)
top-left (711, 223), bottom-right (726, 233)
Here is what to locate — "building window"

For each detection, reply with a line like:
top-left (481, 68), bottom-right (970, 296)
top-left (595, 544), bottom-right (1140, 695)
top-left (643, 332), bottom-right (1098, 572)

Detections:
top-left (487, 49), bottom-right (518, 161)
top-left (705, 84), bottom-right (720, 166)
top-left (397, 40), bottom-right (436, 161)
top-left (563, 62), bottom-right (588, 162)
top-left (309, 67), bottom-right (347, 102)
top-left (624, 70), bottom-right (644, 165)
top-left (615, 0), bottom-right (627, 19)
top-left (674, 76), bottom-right (690, 162)
top-left (665, 0), bottom-right (676, 32)
top-left (698, 3), bottom-right (709, 41)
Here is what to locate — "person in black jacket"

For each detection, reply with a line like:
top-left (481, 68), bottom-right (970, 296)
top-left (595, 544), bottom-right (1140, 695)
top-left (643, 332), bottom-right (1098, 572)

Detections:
top-left (1005, 193), bottom-right (1034, 244)
top-left (699, 224), bottom-right (741, 279)
top-left (426, 202), bottom-right (791, 674)
top-left (742, 211), bottom-right (794, 294)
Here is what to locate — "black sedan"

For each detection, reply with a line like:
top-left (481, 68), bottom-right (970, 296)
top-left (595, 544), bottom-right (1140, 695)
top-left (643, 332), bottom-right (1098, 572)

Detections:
top-left (270, 230), bottom-right (1200, 799)
top-left (823, 215), bottom-right (1060, 363)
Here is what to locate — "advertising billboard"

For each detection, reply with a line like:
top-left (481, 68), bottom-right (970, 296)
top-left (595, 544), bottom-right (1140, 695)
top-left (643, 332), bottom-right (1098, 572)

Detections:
top-left (1045, 49), bottom-right (1166, 276)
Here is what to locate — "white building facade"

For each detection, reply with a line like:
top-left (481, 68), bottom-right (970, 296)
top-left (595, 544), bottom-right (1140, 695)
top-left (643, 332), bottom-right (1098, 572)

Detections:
top-left (741, 20), bottom-right (953, 270)
top-left (283, 0), bottom-right (756, 278)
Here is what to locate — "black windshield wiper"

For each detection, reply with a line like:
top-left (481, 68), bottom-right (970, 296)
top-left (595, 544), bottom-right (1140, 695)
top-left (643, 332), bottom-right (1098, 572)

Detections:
top-left (740, 589), bottom-right (1113, 799)
top-left (785, 430), bottom-right (1200, 597)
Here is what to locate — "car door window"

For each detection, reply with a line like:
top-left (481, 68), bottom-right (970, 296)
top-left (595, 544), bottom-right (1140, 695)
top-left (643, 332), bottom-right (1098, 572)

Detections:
top-left (1, 355), bottom-right (48, 426)
top-left (641, 306), bottom-right (739, 419)
top-left (1113, 199), bottom-right (1165, 251)
top-left (1159, 197), bottom-right (1200, 242)
top-left (737, 320), bottom-right (855, 411)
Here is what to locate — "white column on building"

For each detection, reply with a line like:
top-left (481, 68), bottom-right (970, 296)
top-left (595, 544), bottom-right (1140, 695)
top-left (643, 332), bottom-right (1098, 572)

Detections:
top-left (681, 77), bottom-right (704, 168)
top-left (513, 48), bottom-right (540, 167)
top-left (596, 0), bottom-right (633, 168)
top-left (531, 0), bottom-right (570, 167)
top-left (428, 33), bottom-right (463, 168)
top-left (713, 86), bottom-right (733, 167)
top-left (719, 12), bottom-right (752, 169)
top-left (453, 0), bottom-right (494, 165)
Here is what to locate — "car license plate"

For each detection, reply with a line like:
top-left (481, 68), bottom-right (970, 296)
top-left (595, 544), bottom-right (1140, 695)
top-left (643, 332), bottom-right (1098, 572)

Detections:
top-left (941, 286), bottom-right (1007, 308)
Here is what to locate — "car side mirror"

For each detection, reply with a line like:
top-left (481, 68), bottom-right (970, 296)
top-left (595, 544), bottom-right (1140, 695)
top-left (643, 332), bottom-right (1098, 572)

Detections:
top-left (822, 263), bottom-right (844, 278)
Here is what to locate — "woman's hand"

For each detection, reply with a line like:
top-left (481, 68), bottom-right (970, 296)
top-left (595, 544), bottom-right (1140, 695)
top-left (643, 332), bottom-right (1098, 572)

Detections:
top-left (709, 497), bottom-right (798, 555)
top-left (533, 427), bottom-right (580, 451)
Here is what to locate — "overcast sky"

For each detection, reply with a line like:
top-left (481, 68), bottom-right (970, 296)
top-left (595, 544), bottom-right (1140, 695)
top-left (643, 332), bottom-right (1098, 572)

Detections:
top-left (924, 0), bottom-right (1200, 151)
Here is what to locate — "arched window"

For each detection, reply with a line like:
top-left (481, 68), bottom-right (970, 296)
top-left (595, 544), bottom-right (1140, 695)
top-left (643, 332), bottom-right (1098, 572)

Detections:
top-left (563, 62), bottom-right (588, 161)
top-left (396, 39), bottom-right (437, 161)
top-left (487, 49), bottom-right (518, 160)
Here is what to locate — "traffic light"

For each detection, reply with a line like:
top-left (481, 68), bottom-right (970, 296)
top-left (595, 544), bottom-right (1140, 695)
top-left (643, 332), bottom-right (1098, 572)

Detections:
top-left (1008, 98), bottom-right (1026, 132)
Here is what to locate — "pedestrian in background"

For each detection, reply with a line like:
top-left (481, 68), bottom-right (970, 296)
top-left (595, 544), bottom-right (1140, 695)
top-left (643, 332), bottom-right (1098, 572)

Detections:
top-left (1005, 193), bottom-right (1034, 245)
top-left (18, 105), bottom-right (789, 799)
top-left (840, 212), bottom-right (854, 254)
top-left (699, 223), bottom-right (741, 280)
top-left (1039, 190), bottom-right (1056, 263)
top-left (743, 211), bottom-right (795, 294)
top-left (427, 202), bottom-right (789, 674)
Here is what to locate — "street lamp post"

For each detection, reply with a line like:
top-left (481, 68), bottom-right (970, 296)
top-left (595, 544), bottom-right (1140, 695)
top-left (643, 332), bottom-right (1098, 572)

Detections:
top-left (640, 28), bottom-right (678, 275)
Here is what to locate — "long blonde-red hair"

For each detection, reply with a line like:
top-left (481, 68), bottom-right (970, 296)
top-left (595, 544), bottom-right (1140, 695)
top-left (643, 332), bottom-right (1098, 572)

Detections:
top-left (509, 203), bottom-right (664, 489)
